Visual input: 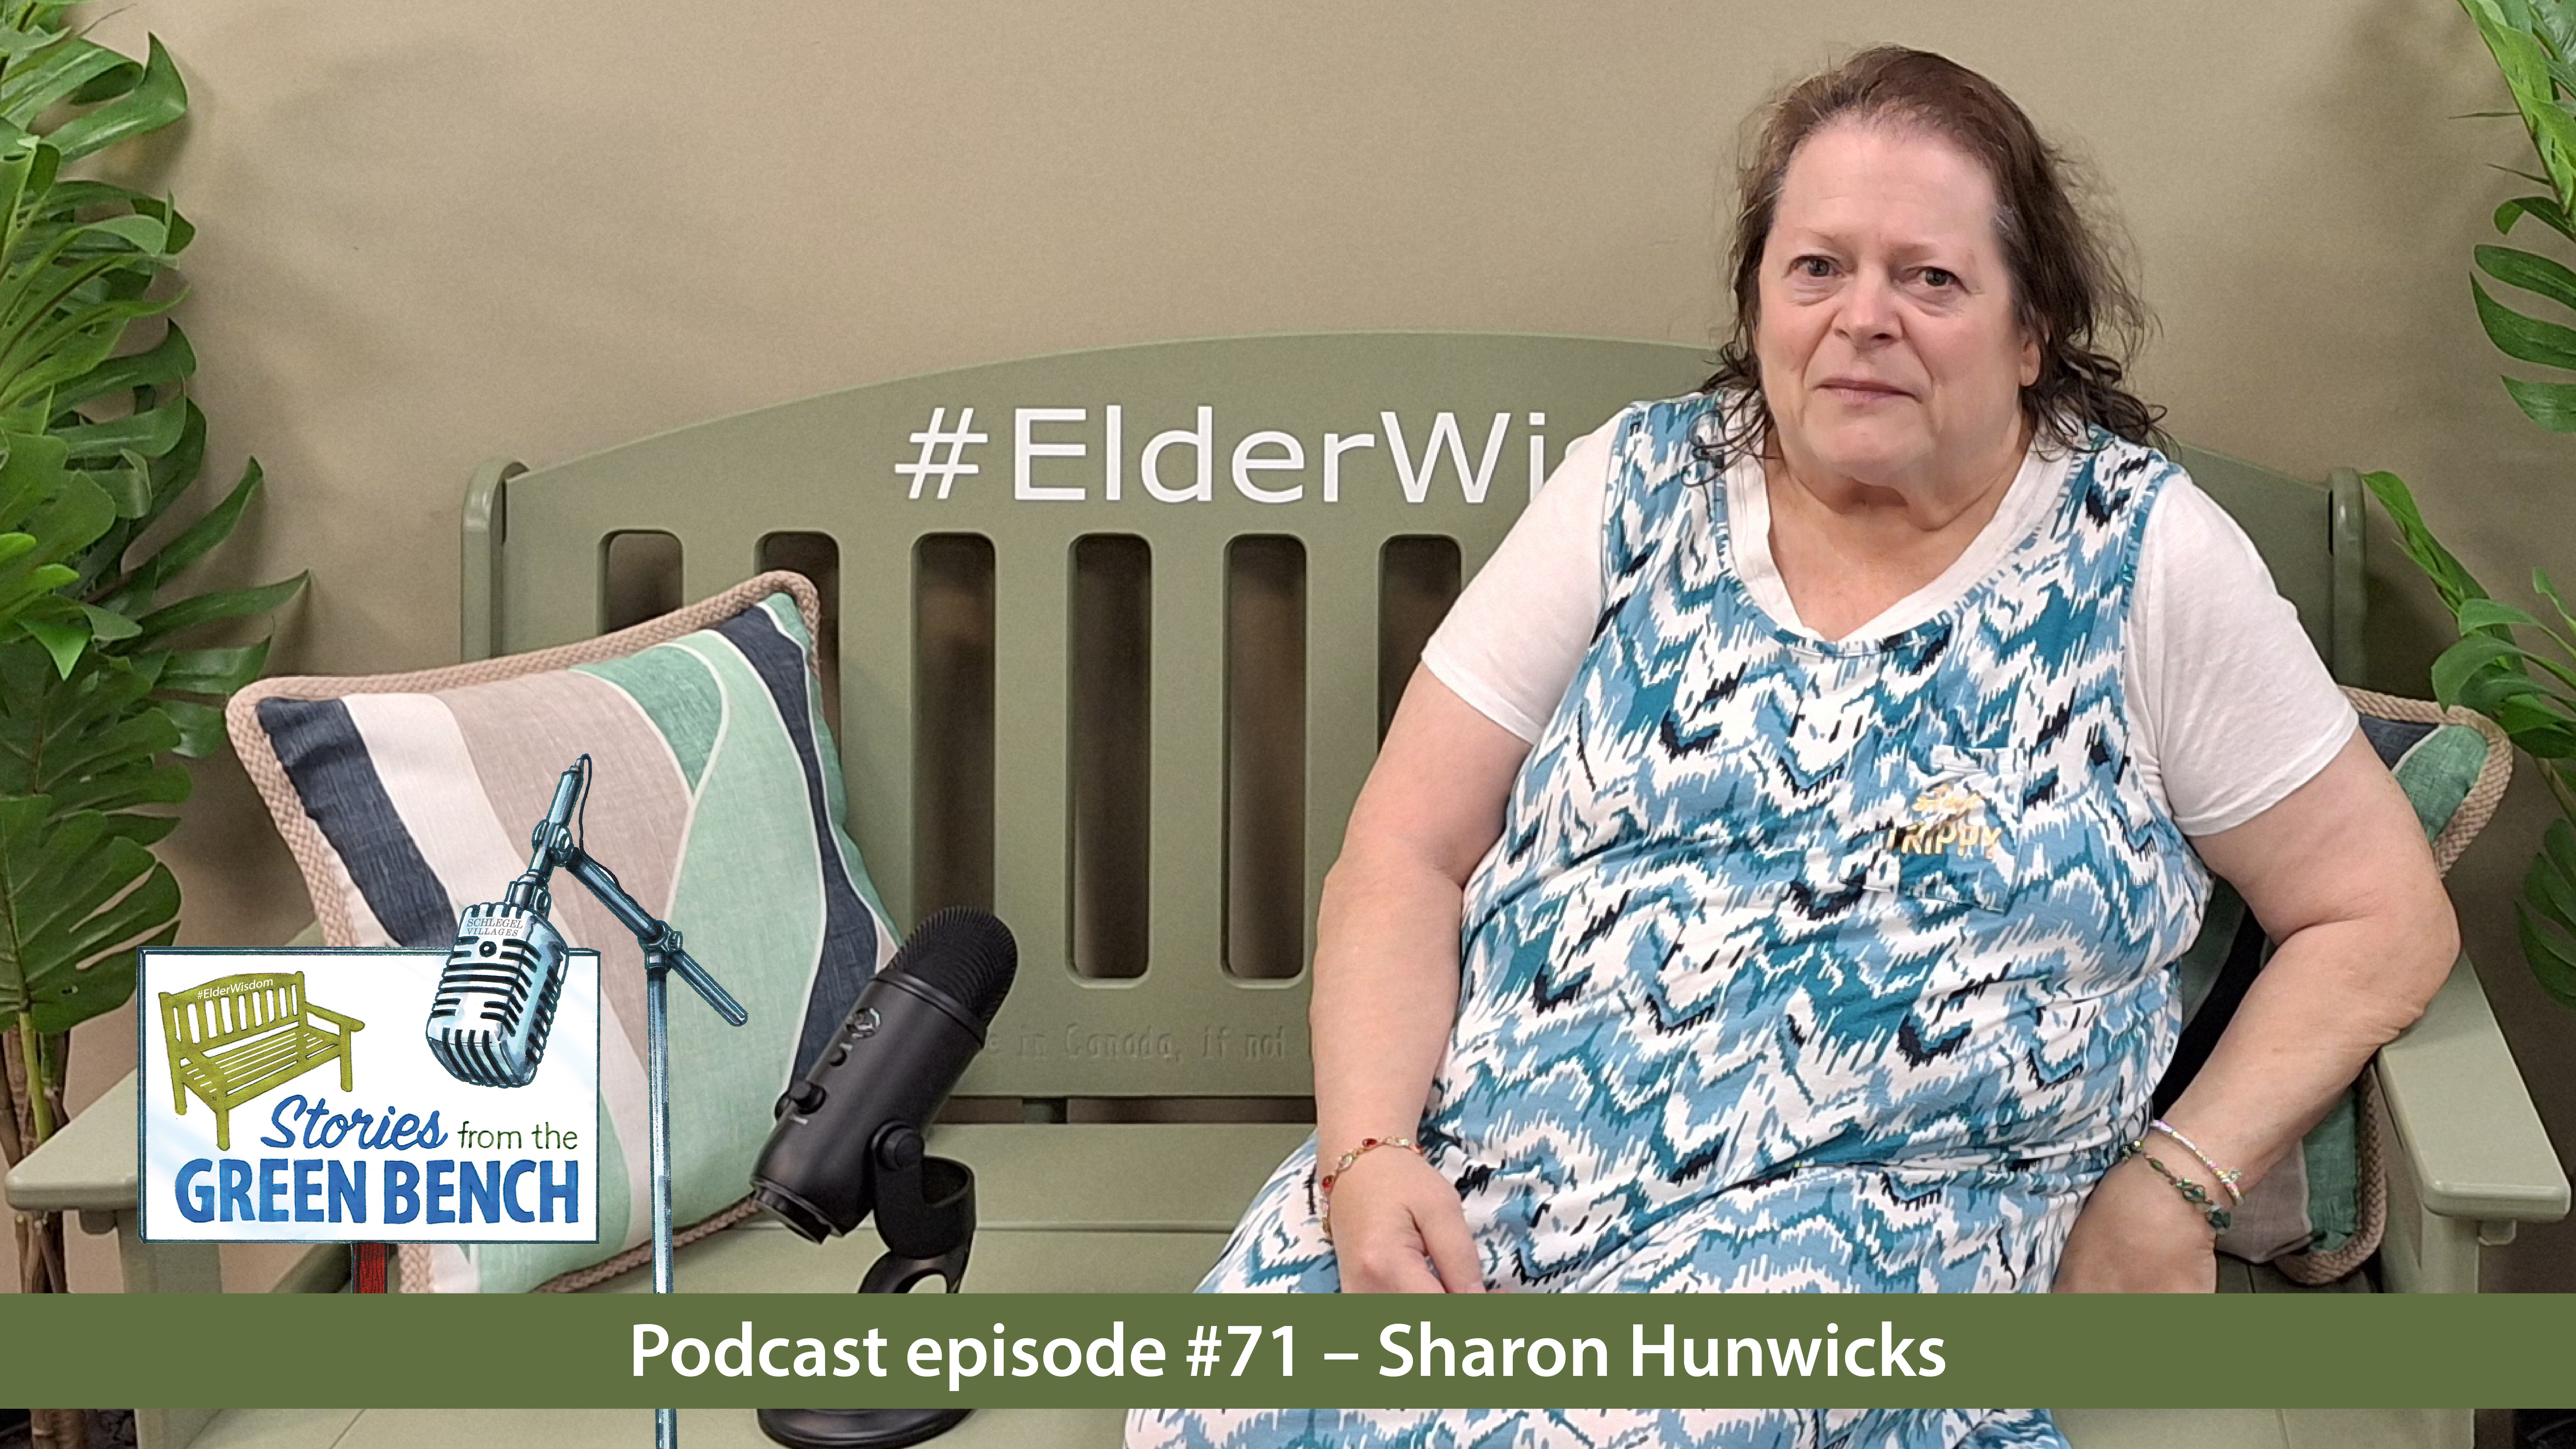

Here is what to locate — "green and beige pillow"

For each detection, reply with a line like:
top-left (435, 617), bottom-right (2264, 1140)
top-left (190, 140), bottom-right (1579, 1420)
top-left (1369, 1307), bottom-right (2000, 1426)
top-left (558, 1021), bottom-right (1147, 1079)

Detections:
top-left (228, 572), bottom-right (898, 1293)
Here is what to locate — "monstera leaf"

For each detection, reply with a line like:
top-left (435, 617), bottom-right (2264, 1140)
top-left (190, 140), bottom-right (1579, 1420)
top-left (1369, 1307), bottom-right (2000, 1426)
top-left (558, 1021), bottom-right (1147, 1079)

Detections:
top-left (0, 792), bottom-right (175, 1036)
top-left (0, 430), bottom-right (110, 655)
top-left (0, 638), bottom-right (184, 1040)
top-left (2520, 819), bottom-right (2576, 1009)
top-left (0, 639), bottom-right (187, 812)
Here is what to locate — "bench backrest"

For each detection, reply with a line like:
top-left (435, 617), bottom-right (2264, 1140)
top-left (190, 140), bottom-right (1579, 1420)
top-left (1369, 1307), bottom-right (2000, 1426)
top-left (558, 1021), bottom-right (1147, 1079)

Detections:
top-left (162, 972), bottom-right (307, 1054)
top-left (462, 334), bottom-right (2363, 1103)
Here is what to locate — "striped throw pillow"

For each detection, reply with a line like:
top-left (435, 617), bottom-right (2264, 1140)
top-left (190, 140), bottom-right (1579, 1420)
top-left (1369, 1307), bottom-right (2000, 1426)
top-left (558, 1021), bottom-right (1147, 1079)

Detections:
top-left (227, 572), bottom-right (898, 1293)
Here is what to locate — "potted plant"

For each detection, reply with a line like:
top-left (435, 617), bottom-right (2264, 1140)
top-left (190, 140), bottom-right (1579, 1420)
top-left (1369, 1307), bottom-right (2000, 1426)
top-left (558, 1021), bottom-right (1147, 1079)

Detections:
top-left (2364, 0), bottom-right (2576, 1013)
top-left (0, 9), bottom-right (303, 1443)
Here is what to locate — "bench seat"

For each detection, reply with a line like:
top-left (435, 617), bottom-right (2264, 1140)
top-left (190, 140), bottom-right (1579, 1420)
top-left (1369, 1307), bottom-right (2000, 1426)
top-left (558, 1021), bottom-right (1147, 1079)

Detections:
top-left (179, 1021), bottom-right (351, 1105)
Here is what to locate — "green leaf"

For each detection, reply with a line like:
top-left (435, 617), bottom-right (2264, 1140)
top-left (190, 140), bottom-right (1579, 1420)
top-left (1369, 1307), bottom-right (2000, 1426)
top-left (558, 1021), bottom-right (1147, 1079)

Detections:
top-left (0, 561), bottom-right (73, 630)
top-left (0, 293), bottom-right (183, 408)
top-left (75, 600), bottom-right (136, 641)
top-left (154, 697), bottom-right (223, 759)
top-left (2502, 374), bottom-right (2576, 431)
top-left (2526, 819), bottom-right (2576, 924)
top-left (0, 34), bottom-right (131, 130)
top-left (17, 607), bottom-right (85, 675)
top-left (43, 36), bottom-right (186, 163)
top-left (129, 572), bottom-right (304, 644)
top-left (2494, 689), bottom-right (2576, 747)
top-left (0, 641), bottom-right (186, 810)
top-left (2515, 899), bottom-right (2576, 1008)
top-left (2362, 470), bottom-right (2495, 611)
top-left (2534, 569), bottom-right (2576, 640)
top-left (0, 211), bottom-right (170, 341)
top-left (2465, 0), bottom-right (2576, 204)
top-left (155, 639), bottom-right (267, 696)
top-left (86, 449), bottom-right (154, 520)
top-left (53, 388), bottom-right (187, 463)
top-left (2477, 244), bottom-right (2576, 315)
top-left (54, 322), bottom-right (193, 407)
top-left (0, 796), bottom-right (174, 1035)
top-left (2458, 595), bottom-right (2553, 634)
top-left (2494, 194), bottom-right (2569, 240)
top-left (19, 463), bottom-right (110, 566)
top-left (2432, 631), bottom-right (2540, 703)
top-left (2530, 0), bottom-right (2576, 56)
top-left (36, 183), bottom-right (196, 256)
top-left (113, 456), bottom-right (259, 602)
top-left (144, 399), bottom-right (205, 508)
top-left (0, 27), bottom-right (70, 60)
top-left (2475, 276), bottom-right (2576, 367)
top-left (2502, 724), bottom-right (2576, 760)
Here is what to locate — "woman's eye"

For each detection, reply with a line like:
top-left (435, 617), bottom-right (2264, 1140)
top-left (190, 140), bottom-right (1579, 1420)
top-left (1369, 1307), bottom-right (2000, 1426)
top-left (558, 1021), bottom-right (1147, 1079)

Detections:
top-left (1794, 256), bottom-right (1834, 278)
top-left (1919, 267), bottom-right (1958, 289)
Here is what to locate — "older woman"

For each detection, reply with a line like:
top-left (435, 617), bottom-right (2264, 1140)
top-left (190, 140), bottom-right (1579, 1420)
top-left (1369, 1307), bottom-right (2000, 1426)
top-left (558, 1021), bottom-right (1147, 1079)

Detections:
top-left (1130, 45), bottom-right (2454, 1449)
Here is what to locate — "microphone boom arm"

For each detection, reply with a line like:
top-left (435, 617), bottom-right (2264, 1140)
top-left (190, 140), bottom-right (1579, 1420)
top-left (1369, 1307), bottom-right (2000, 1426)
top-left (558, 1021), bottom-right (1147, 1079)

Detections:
top-left (560, 851), bottom-right (746, 1026)
top-left (512, 757), bottom-right (747, 1027)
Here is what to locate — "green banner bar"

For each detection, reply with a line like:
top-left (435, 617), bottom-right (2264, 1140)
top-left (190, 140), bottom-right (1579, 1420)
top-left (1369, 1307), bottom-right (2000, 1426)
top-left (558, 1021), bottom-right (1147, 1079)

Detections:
top-left (3, 1294), bottom-right (2572, 1407)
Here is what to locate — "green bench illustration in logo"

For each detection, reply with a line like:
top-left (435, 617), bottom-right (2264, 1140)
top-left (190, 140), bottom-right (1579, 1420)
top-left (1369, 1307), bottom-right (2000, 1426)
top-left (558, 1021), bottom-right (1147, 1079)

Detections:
top-left (160, 972), bottom-right (366, 1151)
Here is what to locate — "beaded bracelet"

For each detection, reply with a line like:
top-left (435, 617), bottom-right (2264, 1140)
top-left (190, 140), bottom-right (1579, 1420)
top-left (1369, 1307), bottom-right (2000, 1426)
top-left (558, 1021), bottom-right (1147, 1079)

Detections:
top-left (2120, 1140), bottom-right (2234, 1234)
top-left (2147, 1118), bottom-right (2244, 1204)
top-left (1318, 1136), bottom-right (1425, 1237)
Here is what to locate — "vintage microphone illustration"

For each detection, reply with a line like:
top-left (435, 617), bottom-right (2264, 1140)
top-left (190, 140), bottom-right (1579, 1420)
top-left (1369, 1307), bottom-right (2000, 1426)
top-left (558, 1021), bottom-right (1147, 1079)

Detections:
top-left (426, 766), bottom-right (581, 1087)
top-left (431, 754), bottom-right (747, 1449)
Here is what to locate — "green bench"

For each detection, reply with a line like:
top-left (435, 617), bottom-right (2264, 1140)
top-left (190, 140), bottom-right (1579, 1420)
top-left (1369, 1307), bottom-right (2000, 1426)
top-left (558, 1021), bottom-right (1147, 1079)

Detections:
top-left (10, 335), bottom-right (2569, 1449)
top-left (158, 972), bottom-right (365, 1153)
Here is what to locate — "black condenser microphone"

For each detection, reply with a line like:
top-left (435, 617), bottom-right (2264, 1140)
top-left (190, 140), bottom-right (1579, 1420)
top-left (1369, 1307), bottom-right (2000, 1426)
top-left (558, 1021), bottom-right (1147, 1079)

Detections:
top-left (749, 907), bottom-right (1017, 1242)
top-left (427, 764), bottom-right (585, 1087)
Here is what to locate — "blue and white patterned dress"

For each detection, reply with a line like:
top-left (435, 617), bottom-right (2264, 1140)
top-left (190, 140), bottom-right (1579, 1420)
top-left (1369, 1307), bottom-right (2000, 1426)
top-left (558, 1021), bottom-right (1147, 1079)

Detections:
top-left (1129, 393), bottom-right (2213, 1449)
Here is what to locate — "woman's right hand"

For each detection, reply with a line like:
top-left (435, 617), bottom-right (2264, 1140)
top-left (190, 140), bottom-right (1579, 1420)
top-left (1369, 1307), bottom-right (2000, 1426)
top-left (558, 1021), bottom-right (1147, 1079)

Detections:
top-left (1324, 1148), bottom-right (1486, 1293)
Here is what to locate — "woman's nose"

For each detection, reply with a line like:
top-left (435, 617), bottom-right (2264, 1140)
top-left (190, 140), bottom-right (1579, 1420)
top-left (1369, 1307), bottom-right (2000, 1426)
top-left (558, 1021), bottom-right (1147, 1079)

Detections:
top-left (1836, 270), bottom-right (1899, 342)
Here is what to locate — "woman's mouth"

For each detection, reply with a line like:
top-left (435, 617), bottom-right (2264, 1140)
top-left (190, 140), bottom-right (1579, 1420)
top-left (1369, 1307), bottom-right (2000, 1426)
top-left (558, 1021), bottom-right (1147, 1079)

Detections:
top-left (1820, 379), bottom-right (1909, 401)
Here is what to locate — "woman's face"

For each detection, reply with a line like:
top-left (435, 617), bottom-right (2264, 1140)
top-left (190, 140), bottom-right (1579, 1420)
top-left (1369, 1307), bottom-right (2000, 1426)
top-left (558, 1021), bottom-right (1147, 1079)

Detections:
top-left (1753, 121), bottom-right (2039, 493)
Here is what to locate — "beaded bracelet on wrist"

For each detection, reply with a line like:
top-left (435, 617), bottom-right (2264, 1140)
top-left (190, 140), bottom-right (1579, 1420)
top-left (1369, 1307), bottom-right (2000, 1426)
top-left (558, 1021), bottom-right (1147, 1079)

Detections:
top-left (2119, 1140), bottom-right (2233, 1234)
top-left (2146, 1118), bottom-right (2244, 1204)
top-left (1318, 1135), bottom-right (1424, 1238)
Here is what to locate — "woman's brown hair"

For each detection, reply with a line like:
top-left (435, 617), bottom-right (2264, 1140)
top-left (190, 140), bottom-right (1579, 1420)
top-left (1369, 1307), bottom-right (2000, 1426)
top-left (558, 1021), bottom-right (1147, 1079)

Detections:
top-left (1703, 46), bottom-right (2160, 455)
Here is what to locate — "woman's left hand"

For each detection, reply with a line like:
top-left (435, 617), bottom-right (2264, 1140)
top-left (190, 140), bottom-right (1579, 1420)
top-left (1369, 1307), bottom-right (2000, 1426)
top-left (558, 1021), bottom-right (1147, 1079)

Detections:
top-left (2049, 1153), bottom-right (2221, 1293)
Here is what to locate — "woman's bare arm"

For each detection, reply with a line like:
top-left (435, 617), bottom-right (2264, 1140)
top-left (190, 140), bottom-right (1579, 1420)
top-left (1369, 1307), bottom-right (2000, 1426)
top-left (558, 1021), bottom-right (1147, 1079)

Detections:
top-left (2163, 729), bottom-right (2458, 1173)
top-left (1311, 665), bottom-right (1533, 1292)
top-left (2054, 729), bottom-right (2457, 1290)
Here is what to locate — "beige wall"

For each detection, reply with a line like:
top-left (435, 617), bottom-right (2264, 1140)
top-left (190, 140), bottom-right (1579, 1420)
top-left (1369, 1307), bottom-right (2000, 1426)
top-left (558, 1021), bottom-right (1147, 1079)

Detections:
top-left (24, 0), bottom-right (2574, 1293)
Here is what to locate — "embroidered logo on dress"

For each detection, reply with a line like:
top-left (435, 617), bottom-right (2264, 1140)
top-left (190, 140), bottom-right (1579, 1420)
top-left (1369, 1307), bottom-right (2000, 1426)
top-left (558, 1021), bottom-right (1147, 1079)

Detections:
top-left (1886, 781), bottom-right (2005, 863)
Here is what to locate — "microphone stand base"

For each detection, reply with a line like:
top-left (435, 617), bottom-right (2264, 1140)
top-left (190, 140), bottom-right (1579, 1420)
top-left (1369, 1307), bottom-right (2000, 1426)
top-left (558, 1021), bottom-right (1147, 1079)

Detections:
top-left (759, 1144), bottom-right (980, 1447)
top-left (754, 1408), bottom-right (971, 1449)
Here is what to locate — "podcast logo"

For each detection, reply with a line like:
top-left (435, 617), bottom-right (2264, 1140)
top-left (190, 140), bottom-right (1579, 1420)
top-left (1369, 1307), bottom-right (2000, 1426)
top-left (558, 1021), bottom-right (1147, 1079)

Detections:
top-left (140, 948), bottom-right (601, 1244)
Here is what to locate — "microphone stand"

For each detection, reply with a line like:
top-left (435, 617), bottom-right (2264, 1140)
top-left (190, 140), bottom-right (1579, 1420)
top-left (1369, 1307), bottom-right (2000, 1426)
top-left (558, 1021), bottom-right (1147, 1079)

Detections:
top-left (753, 1125), bottom-right (979, 1449)
top-left (512, 758), bottom-right (748, 1449)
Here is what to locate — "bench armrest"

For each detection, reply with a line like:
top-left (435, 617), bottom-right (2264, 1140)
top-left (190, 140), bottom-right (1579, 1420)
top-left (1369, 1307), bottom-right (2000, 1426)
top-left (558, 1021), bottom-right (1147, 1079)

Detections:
top-left (5, 1070), bottom-right (138, 1218)
top-left (304, 1002), bottom-right (364, 1032)
top-left (2375, 952), bottom-right (2570, 1225)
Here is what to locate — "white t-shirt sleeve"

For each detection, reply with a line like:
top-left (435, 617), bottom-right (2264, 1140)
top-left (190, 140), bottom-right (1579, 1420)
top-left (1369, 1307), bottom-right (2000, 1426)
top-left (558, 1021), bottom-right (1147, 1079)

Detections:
top-left (2127, 472), bottom-right (2360, 836)
top-left (1418, 413), bottom-right (1621, 742)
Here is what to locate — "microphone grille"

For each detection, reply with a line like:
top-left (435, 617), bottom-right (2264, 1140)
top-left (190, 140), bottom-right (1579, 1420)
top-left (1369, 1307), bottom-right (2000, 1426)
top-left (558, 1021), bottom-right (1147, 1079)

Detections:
top-left (886, 906), bottom-right (1017, 1028)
